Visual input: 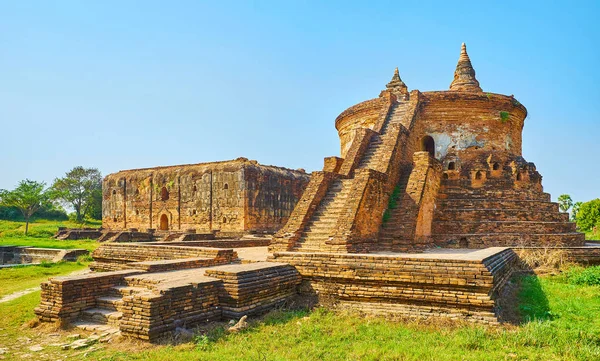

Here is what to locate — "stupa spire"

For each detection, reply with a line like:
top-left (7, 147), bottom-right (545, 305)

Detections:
top-left (385, 67), bottom-right (409, 100)
top-left (449, 43), bottom-right (482, 92)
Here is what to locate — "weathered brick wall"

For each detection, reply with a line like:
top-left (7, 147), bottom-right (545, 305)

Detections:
top-left (335, 97), bottom-right (391, 158)
top-left (243, 164), bottom-right (310, 233)
top-left (102, 158), bottom-right (308, 235)
top-left (119, 280), bottom-right (222, 341)
top-left (417, 92), bottom-right (526, 159)
top-left (90, 243), bottom-right (237, 271)
top-left (35, 270), bottom-right (142, 323)
top-left (431, 151), bottom-right (584, 248)
top-left (271, 248), bottom-right (517, 323)
top-left (37, 261), bottom-right (300, 342)
top-left (205, 263), bottom-right (301, 318)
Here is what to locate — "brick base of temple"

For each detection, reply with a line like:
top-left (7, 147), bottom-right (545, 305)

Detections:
top-left (270, 247), bottom-right (517, 324)
top-left (34, 239), bottom-right (600, 342)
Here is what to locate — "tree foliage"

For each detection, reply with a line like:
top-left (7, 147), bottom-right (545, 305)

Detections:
top-left (571, 201), bottom-right (583, 222)
top-left (575, 199), bottom-right (600, 232)
top-left (52, 166), bottom-right (102, 222)
top-left (0, 180), bottom-right (51, 234)
top-left (557, 194), bottom-right (573, 213)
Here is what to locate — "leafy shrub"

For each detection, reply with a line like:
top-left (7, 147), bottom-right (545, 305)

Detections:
top-left (575, 199), bottom-right (600, 232)
top-left (499, 111), bottom-right (510, 123)
top-left (77, 253), bottom-right (93, 264)
top-left (566, 266), bottom-right (600, 286)
top-left (39, 260), bottom-right (55, 268)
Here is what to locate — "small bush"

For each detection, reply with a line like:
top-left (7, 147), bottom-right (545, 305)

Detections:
top-left (566, 266), bottom-right (600, 286)
top-left (499, 111), bottom-right (510, 123)
top-left (77, 253), bottom-right (94, 263)
top-left (39, 260), bottom-right (55, 268)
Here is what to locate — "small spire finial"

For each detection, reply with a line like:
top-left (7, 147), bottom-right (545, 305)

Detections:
top-left (450, 43), bottom-right (482, 92)
top-left (385, 67), bottom-right (409, 100)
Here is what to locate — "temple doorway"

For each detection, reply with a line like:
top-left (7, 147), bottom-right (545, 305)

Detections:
top-left (421, 136), bottom-right (435, 157)
top-left (159, 214), bottom-right (169, 230)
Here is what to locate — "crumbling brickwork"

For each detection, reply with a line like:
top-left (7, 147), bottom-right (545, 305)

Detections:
top-left (272, 43), bottom-right (583, 253)
top-left (102, 158), bottom-right (309, 237)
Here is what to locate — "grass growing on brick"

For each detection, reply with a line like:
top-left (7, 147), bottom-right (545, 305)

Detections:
top-left (0, 261), bottom-right (89, 298)
top-left (1, 272), bottom-right (598, 360)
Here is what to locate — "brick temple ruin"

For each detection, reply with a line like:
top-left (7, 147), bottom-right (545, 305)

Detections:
top-left (56, 158), bottom-right (310, 242)
top-left (36, 44), bottom-right (598, 341)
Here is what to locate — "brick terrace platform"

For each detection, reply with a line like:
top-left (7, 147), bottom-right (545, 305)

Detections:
top-left (271, 247), bottom-right (518, 324)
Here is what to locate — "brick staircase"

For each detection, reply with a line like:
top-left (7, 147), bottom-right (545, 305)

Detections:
top-left (377, 168), bottom-right (413, 250)
top-left (291, 101), bottom-right (414, 253)
top-left (433, 183), bottom-right (585, 247)
top-left (76, 282), bottom-right (150, 333)
top-left (292, 179), bottom-right (352, 252)
top-left (358, 103), bottom-right (409, 171)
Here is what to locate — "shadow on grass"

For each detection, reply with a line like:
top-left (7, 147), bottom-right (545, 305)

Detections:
top-left (518, 275), bottom-right (552, 321)
top-left (499, 274), bottom-right (551, 325)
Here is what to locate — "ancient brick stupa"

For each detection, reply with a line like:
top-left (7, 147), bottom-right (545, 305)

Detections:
top-left (271, 43), bottom-right (583, 253)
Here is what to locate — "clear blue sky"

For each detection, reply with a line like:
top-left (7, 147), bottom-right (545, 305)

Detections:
top-left (1, 1), bottom-right (598, 203)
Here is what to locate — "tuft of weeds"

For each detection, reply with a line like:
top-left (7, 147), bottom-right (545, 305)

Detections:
top-left (499, 111), bottom-right (510, 123)
top-left (565, 266), bottom-right (600, 286)
top-left (515, 247), bottom-right (569, 273)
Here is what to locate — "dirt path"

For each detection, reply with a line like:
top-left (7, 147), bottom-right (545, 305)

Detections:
top-left (0, 287), bottom-right (40, 303)
top-left (0, 267), bottom-right (91, 304)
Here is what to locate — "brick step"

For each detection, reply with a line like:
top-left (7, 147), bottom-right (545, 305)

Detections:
top-left (318, 199), bottom-right (348, 207)
top-left (109, 285), bottom-right (150, 297)
top-left (437, 199), bottom-right (559, 212)
top-left (434, 209), bottom-right (570, 222)
top-left (72, 320), bottom-right (120, 334)
top-left (81, 308), bottom-right (122, 327)
top-left (301, 230), bottom-right (336, 237)
top-left (307, 218), bottom-right (338, 226)
top-left (432, 232), bottom-right (585, 247)
top-left (96, 296), bottom-right (123, 311)
top-left (305, 226), bottom-right (336, 233)
top-left (433, 220), bottom-right (576, 234)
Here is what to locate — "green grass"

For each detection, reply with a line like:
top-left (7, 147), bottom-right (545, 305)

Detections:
top-left (0, 272), bottom-right (595, 361)
top-left (0, 219), bottom-right (100, 252)
top-left (108, 274), bottom-right (600, 360)
top-left (0, 261), bottom-right (89, 297)
top-left (565, 266), bottom-right (600, 286)
top-left (499, 111), bottom-right (510, 123)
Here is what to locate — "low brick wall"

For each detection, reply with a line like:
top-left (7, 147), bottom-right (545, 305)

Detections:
top-left (54, 228), bottom-right (103, 240)
top-left (152, 238), bottom-right (271, 248)
top-left (35, 270), bottom-right (143, 323)
top-left (119, 279), bottom-right (222, 341)
top-left (0, 246), bottom-right (88, 265)
top-left (127, 257), bottom-right (220, 272)
top-left (90, 243), bottom-right (237, 271)
top-left (270, 248), bottom-right (517, 323)
top-left (205, 262), bottom-right (301, 318)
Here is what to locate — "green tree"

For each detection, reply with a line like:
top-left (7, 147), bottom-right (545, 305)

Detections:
top-left (575, 199), bottom-right (600, 232)
top-left (558, 194), bottom-right (573, 213)
top-left (0, 180), bottom-right (51, 235)
top-left (52, 167), bottom-right (102, 223)
top-left (571, 201), bottom-right (583, 222)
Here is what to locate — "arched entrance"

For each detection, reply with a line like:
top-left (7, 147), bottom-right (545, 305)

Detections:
top-left (159, 214), bottom-right (169, 231)
top-left (421, 136), bottom-right (435, 158)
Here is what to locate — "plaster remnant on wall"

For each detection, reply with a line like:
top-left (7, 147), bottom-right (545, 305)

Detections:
top-left (505, 135), bottom-right (513, 151)
top-left (429, 127), bottom-right (486, 159)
